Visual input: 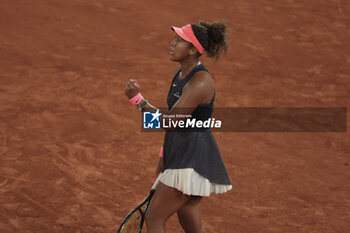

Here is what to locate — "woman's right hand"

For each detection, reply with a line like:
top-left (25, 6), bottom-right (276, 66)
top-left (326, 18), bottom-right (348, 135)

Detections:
top-left (156, 157), bottom-right (163, 176)
top-left (125, 79), bottom-right (140, 99)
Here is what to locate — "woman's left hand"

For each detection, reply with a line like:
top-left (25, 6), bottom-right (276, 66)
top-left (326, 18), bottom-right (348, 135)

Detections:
top-left (125, 79), bottom-right (140, 99)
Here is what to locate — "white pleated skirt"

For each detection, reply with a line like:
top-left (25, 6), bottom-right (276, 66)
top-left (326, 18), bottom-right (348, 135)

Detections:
top-left (152, 168), bottom-right (232, 197)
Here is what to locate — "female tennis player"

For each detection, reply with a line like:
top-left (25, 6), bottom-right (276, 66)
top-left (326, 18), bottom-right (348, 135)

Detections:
top-left (125, 21), bottom-right (232, 233)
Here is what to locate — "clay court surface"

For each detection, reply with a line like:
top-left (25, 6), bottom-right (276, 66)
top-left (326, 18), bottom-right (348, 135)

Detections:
top-left (0, 0), bottom-right (349, 232)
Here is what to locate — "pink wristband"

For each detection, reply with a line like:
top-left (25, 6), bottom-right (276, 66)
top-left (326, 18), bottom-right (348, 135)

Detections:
top-left (129, 93), bottom-right (144, 106)
top-left (159, 147), bottom-right (163, 158)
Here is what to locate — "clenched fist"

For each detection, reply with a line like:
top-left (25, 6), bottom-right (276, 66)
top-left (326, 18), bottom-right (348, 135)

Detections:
top-left (125, 79), bottom-right (140, 99)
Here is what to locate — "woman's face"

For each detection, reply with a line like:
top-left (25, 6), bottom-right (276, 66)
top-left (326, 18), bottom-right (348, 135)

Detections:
top-left (169, 34), bottom-right (193, 61)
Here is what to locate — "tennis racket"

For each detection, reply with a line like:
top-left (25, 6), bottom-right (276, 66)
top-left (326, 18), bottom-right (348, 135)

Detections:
top-left (117, 174), bottom-right (161, 233)
top-left (117, 189), bottom-right (155, 233)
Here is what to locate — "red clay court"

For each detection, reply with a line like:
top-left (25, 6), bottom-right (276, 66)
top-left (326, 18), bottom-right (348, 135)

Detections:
top-left (0, 0), bottom-right (349, 232)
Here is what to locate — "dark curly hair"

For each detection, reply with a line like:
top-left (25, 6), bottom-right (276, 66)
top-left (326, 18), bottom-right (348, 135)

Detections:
top-left (191, 21), bottom-right (228, 60)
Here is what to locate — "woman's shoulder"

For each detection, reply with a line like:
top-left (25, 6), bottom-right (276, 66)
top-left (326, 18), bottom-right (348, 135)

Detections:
top-left (188, 70), bottom-right (213, 86)
top-left (184, 70), bottom-right (214, 98)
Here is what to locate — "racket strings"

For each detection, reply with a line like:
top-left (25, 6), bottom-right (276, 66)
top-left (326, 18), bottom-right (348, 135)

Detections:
top-left (120, 209), bottom-right (142, 233)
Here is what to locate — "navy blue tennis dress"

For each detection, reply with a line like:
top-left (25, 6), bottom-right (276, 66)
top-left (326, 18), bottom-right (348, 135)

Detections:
top-left (154, 62), bottom-right (232, 196)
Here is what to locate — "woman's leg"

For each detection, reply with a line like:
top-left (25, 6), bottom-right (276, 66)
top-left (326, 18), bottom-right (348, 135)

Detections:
top-left (145, 182), bottom-right (190, 233)
top-left (177, 196), bottom-right (207, 233)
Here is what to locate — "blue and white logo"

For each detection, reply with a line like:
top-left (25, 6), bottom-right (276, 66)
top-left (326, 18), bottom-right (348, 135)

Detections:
top-left (143, 110), bottom-right (162, 129)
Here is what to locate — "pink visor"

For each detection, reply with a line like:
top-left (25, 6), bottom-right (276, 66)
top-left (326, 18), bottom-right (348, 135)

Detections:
top-left (171, 24), bottom-right (205, 54)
